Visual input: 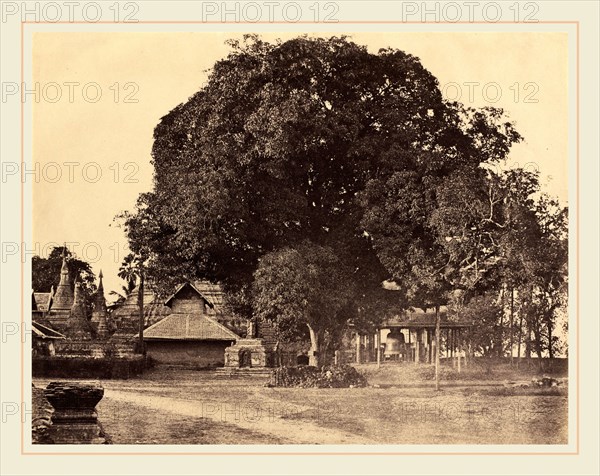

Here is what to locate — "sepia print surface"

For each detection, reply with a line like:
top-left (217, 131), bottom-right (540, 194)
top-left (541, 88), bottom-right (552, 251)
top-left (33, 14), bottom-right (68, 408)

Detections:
top-left (30, 31), bottom-right (569, 446)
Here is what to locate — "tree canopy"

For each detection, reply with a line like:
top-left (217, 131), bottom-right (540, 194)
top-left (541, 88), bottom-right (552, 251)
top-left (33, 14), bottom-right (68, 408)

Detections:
top-left (120, 35), bottom-right (562, 365)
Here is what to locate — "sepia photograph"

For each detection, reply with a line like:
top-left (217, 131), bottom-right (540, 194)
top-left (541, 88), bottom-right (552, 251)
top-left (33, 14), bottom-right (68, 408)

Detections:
top-left (29, 30), bottom-right (570, 446)
top-left (1, 2), bottom-right (598, 475)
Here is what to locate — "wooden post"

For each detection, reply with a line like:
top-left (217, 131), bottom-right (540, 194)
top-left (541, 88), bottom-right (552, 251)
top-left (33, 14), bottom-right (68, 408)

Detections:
top-left (355, 332), bottom-right (361, 364)
top-left (434, 306), bottom-right (441, 392)
top-left (428, 329), bottom-right (432, 364)
top-left (457, 343), bottom-right (462, 373)
top-left (510, 286), bottom-right (514, 366)
top-left (415, 329), bottom-right (420, 364)
top-left (452, 329), bottom-right (456, 368)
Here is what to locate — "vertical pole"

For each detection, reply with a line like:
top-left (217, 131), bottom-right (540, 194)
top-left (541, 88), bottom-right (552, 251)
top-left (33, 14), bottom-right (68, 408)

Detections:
top-left (355, 332), bottom-right (361, 364)
top-left (434, 306), bottom-right (441, 392)
top-left (138, 273), bottom-right (145, 355)
top-left (428, 329), bottom-right (432, 364)
top-left (510, 286), bottom-right (515, 366)
top-left (415, 329), bottom-right (420, 364)
top-left (452, 329), bottom-right (456, 368)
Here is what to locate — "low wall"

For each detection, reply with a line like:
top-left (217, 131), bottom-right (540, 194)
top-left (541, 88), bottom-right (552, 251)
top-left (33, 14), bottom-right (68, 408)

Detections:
top-left (32, 356), bottom-right (146, 379)
top-left (146, 340), bottom-right (229, 368)
top-left (53, 340), bottom-right (136, 358)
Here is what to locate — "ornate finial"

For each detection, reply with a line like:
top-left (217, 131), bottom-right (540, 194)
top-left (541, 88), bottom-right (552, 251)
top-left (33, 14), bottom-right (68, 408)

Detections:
top-left (72, 279), bottom-right (83, 304)
top-left (60, 246), bottom-right (69, 275)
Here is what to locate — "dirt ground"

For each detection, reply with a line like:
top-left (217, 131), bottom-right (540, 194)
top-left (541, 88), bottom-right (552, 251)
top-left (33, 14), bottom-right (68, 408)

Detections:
top-left (33, 361), bottom-right (569, 445)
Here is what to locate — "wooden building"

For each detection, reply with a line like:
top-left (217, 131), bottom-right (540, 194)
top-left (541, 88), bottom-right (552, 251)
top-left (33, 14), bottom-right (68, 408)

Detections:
top-left (143, 283), bottom-right (239, 368)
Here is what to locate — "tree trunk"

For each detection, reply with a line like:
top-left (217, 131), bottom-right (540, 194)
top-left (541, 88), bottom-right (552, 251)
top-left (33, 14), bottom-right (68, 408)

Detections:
top-left (498, 287), bottom-right (504, 359)
top-left (509, 287), bottom-right (514, 366)
top-left (138, 273), bottom-right (145, 355)
top-left (533, 319), bottom-right (544, 372)
top-left (546, 311), bottom-right (555, 360)
top-left (307, 324), bottom-right (322, 368)
top-left (434, 305), bottom-right (441, 392)
top-left (517, 298), bottom-right (524, 369)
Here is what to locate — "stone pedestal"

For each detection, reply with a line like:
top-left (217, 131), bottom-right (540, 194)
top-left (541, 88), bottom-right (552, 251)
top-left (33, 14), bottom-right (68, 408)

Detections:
top-left (44, 382), bottom-right (107, 444)
top-left (224, 339), bottom-right (273, 368)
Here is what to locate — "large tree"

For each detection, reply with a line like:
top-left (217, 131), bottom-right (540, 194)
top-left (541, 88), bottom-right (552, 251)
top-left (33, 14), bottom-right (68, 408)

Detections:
top-left (122, 35), bottom-right (524, 360)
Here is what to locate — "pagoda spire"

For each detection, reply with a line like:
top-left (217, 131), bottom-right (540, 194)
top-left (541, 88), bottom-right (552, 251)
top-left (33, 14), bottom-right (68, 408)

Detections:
top-left (91, 269), bottom-right (110, 338)
top-left (65, 280), bottom-right (93, 339)
top-left (51, 244), bottom-right (74, 311)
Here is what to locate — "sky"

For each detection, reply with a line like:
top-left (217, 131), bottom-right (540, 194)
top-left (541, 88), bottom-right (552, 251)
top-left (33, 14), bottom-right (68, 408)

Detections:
top-left (32, 31), bottom-right (568, 298)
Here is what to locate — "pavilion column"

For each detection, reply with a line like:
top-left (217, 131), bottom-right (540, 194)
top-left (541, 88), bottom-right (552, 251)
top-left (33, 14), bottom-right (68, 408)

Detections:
top-left (448, 329), bottom-right (456, 368)
top-left (427, 329), bottom-right (432, 364)
top-left (415, 329), bottom-right (420, 364)
top-left (432, 329), bottom-right (436, 365)
top-left (456, 329), bottom-right (462, 373)
top-left (355, 332), bottom-right (361, 364)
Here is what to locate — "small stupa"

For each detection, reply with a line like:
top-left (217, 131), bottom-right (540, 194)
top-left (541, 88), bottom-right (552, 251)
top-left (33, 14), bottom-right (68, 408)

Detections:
top-left (90, 270), bottom-right (111, 338)
top-left (64, 280), bottom-right (93, 339)
top-left (49, 247), bottom-right (74, 328)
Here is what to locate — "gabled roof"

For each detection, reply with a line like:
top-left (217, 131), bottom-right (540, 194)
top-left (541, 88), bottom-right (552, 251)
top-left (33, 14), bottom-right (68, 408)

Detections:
top-left (143, 313), bottom-right (239, 341)
top-left (164, 282), bottom-right (215, 308)
top-left (33, 292), bottom-right (53, 312)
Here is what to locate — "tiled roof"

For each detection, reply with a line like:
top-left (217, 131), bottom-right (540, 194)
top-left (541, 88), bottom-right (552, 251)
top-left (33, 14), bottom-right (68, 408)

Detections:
top-left (32, 321), bottom-right (65, 339)
top-left (382, 306), bottom-right (473, 328)
top-left (143, 313), bottom-right (239, 341)
top-left (111, 286), bottom-right (171, 329)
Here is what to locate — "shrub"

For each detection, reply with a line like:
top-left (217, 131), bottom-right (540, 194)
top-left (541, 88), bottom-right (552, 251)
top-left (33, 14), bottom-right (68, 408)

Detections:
top-left (267, 365), bottom-right (368, 388)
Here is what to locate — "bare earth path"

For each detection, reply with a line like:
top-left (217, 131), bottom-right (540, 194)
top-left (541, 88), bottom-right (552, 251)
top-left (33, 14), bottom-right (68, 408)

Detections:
top-left (104, 385), bottom-right (378, 444)
top-left (34, 363), bottom-right (568, 445)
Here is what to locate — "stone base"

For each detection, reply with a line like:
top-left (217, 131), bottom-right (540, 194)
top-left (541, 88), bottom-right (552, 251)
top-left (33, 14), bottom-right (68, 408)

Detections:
top-left (43, 382), bottom-right (107, 444)
top-left (224, 339), bottom-right (275, 368)
top-left (45, 421), bottom-right (107, 444)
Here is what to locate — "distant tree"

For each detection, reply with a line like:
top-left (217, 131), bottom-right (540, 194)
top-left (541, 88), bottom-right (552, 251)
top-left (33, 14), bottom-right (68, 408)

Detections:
top-left (32, 246), bottom-right (97, 312)
top-left (519, 195), bottom-right (568, 368)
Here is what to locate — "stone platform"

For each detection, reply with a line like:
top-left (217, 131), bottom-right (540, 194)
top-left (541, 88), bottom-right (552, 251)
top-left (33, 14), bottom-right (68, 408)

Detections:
top-left (224, 338), bottom-right (275, 368)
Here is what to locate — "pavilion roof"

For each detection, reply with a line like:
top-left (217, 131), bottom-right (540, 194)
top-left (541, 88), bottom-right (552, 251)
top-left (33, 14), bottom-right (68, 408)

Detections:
top-left (382, 306), bottom-right (474, 329)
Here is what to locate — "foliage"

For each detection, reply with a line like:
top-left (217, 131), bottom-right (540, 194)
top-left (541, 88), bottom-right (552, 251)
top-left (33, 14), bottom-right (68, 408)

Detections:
top-left (252, 241), bottom-right (356, 365)
top-left (268, 364), bottom-right (368, 388)
top-left (32, 246), bottom-right (97, 311)
top-left (120, 35), bottom-right (566, 364)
